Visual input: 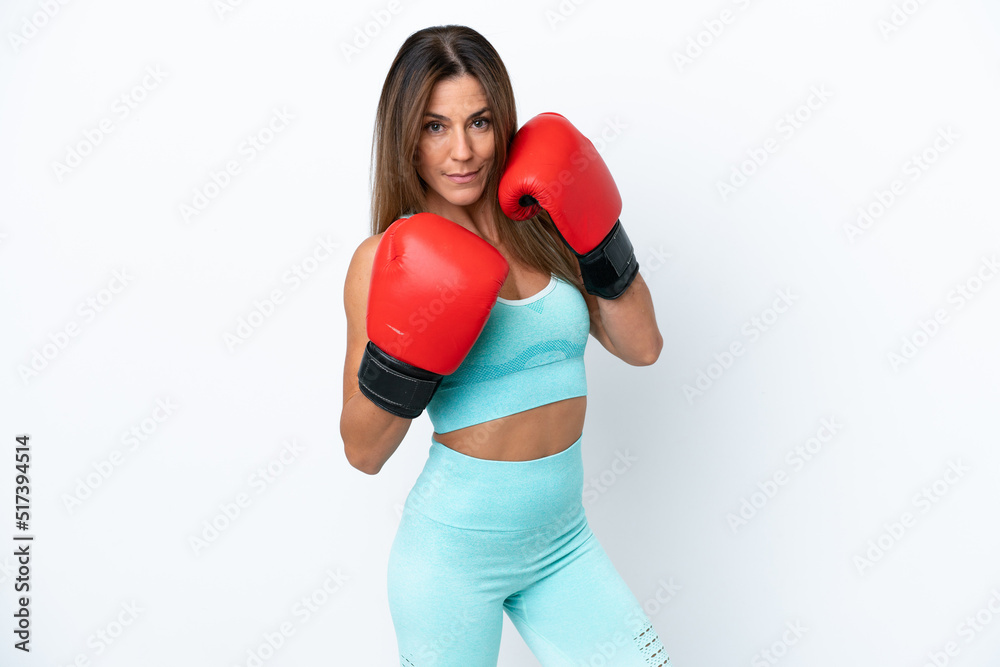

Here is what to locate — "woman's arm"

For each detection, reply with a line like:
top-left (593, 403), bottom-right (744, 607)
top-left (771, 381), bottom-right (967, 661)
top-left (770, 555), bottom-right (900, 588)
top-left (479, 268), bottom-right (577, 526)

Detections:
top-left (340, 234), bottom-right (413, 475)
top-left (582, 269), bottom-right (663, 366)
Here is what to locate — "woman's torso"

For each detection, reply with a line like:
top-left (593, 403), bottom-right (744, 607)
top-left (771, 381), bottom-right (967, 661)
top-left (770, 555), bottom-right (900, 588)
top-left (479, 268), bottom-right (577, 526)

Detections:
top-left (431, 256), bottom-right (588, 461)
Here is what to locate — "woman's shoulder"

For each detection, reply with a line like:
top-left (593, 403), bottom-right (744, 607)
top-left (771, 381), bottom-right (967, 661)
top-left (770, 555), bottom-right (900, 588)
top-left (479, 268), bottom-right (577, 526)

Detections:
top-left (347, 210), bottom-right (423, 265)
top-left (349, 232), bottom-right (383, 265)
top-left (344, 233), bottom-right (384, 298)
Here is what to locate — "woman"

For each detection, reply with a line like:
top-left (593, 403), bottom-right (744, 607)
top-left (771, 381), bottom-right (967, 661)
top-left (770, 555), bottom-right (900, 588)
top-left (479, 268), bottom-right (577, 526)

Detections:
top-left (340, 24), bottom-right (670, 667)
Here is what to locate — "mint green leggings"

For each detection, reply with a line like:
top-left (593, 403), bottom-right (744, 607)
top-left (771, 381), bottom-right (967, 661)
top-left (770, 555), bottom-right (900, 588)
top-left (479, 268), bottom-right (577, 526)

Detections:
top-left (386, 435), bottom-right (671, 666)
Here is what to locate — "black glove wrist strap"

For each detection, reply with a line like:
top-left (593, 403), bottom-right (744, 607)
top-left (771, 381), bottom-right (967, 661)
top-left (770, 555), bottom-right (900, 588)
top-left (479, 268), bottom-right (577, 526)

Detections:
top-left (577, 219), bottom-right (639, 300)
top-left (357, 341), bottom-right (442, 419)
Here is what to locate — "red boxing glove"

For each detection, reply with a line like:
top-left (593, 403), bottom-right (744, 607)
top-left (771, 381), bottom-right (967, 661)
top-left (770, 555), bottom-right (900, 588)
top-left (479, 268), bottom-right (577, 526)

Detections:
top-left (499, 112), bottom-right (638, 299)
top-left (358, 213), bottom-right (509, 418)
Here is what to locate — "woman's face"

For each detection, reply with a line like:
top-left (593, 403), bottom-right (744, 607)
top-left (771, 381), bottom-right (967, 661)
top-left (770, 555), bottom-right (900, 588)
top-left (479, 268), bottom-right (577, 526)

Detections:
top-left (415, 74), bottom-right (494, 211)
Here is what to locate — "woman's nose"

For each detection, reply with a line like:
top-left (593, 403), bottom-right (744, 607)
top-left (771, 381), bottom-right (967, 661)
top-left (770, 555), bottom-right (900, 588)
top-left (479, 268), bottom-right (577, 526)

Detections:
top-left (450, 129), bottom-right (473, 161)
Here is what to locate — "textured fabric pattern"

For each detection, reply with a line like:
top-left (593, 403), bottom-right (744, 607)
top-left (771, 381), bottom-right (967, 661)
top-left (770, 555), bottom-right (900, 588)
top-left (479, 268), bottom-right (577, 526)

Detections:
top-left (634, 619), bottom-right (671, 666)
top-left (425, 275), bottom-right (589, 434)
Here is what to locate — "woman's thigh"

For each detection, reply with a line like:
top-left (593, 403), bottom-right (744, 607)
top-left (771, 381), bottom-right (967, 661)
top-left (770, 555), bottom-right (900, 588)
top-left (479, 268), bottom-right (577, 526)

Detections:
top-left (503, 528), bottom-right (671, 667)
top-left (387, 507), bottom-right (508, 667)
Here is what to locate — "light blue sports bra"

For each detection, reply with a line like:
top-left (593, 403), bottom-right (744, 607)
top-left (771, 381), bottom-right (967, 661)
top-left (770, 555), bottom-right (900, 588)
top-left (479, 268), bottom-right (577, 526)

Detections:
top-left (425, 274), bottom-right (590, 434)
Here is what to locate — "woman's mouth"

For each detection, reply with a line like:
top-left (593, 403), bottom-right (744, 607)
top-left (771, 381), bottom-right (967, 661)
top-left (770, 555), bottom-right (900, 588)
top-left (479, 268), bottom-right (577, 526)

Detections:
top-left (445, 169), bottom-right (479, 184)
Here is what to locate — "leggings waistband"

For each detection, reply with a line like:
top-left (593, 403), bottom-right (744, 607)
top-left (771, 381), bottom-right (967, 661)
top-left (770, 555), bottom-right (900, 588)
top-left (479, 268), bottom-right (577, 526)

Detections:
top-left (403, 435), bottom-right (584, 531)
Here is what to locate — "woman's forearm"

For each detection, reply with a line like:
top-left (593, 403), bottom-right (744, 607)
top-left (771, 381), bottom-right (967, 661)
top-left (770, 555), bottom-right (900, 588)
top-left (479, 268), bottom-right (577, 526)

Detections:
top-left (340, 392), bottom-right (413, 475)
top-left (594, 271), bottom-right (663, 366)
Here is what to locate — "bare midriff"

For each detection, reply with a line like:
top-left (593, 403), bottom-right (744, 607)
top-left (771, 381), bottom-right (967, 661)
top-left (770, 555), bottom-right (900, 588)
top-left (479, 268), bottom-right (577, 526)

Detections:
top-left (432, 396), bottom-right (586, 461)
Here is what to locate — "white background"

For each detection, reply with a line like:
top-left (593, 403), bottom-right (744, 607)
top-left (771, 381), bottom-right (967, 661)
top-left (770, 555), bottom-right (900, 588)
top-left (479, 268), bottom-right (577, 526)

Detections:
top-left (2, 0), bottom-right (1000, 665)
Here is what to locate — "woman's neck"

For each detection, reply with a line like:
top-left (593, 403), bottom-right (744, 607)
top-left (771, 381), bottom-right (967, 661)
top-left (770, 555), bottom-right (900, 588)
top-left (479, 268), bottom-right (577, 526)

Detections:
top-left (423, 191), bottom-right (499, 245)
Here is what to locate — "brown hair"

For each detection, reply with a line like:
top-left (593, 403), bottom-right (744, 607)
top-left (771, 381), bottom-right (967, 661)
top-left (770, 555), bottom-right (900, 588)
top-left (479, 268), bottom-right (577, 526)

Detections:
top-left (369, 25), bottom-right (582, 290)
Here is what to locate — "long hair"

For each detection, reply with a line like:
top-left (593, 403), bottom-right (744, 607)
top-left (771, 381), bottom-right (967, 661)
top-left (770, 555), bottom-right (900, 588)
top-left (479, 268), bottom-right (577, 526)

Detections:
top-left (370, 25), bottom-right (583, 291)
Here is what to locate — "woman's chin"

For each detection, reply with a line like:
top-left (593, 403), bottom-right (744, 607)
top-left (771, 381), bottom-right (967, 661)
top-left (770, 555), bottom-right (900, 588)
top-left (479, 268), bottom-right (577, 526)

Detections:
top-left (437, 187), bottom-right (486, 209)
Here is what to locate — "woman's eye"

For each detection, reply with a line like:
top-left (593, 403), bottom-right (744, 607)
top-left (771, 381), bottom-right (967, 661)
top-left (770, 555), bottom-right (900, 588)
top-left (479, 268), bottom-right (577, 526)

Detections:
top-left (472, 118), bottom-right (490, 129)
top-left (426, 122), bottom-right (443, 133)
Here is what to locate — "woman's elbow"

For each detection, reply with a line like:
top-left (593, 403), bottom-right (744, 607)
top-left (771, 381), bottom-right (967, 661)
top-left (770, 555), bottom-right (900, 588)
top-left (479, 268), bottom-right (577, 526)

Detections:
top-left (344, 440), bottom-right (381, 475)
top-left (632, 333), bottom-right (663, 366)
top-left (341, 423), bottom-right (381, 475)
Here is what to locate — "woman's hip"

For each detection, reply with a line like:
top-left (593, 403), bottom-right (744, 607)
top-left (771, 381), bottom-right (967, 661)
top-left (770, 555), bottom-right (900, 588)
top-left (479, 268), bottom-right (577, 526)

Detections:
top-left (401, 433), bottom-right (585, 532)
